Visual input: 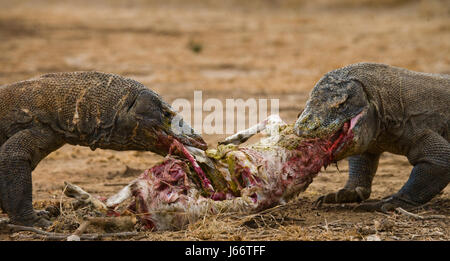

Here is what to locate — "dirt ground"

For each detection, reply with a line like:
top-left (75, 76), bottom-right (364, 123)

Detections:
top-left (0, 0), bottom-right (449, 241)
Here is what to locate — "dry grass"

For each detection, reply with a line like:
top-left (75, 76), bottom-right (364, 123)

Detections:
top-left (3, 195), bottom-right (446, 241)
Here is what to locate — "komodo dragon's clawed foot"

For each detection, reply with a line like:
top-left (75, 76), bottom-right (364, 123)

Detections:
top-left (315, 187), bottom-right (371, 207)
top-left (354, 195), bottom-right (420, 213)
top-left (35, 209), bottom-right (51, 220)
top-left (11, 214), bottom-right (53, 228)
top-left (32, 217), bottom-right (53, 228)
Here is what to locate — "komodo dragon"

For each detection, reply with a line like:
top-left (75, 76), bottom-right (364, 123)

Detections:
top-left (0, 71), bottom-right (206, 227)
top-left (294, 63), bottom-right (449, 212)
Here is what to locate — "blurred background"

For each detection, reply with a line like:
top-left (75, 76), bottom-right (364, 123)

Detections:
top-left (0, 0), bottom-right (449, 240)
top-left (1, 0), bottom-right (449, 133)
top-left (1, 0), bottom-right (448, 107)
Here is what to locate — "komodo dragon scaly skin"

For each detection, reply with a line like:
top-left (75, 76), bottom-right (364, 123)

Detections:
top-left (294, 63), bottom-right (449, 212)
top-left (0, 71), bottom-right (206, 227)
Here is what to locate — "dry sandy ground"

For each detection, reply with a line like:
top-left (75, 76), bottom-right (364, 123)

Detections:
top-left (0, 0), bottom-right (449, 241)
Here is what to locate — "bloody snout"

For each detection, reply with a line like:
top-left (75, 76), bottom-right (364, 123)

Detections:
top-left (294, 111), bottom-right (320, 137)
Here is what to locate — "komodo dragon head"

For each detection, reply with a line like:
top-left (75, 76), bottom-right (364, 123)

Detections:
top-left (293, 74), bottom-right (377, 161)
top-left (114, 90), bottom-right (207, 155)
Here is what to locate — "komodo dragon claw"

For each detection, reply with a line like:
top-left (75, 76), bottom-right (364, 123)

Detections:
top-left (32, 217), bottom-right (53, 228)
top-left (314, 187), bottom-right (371, 207)
top-left (12, 214), bottom-right (53, 228)
top-left (35, 209), bottom-right (51, 220)
top-left (354, 195), bottom-right (420, 213)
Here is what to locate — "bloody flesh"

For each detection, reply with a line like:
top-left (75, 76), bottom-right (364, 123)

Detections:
top-left (169, 139), bottom-right (215, 194)
top-left (119, 122), bottom-right (354, 231)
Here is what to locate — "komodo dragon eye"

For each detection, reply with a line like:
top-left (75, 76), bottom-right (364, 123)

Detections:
top-left (162, 108), bottom-right (175, 119)
top-left (329, 93), bottom-right (349, 109)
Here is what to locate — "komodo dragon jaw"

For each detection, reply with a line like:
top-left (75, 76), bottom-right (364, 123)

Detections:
top-left (294, 77), bottom-right (376, 161)
top-left (165, 114), bottom-right (207, 152)
top-left (117, 89), bottom-right (207, 155)
top-left (153, 106), bottom-right (207, 153)
top-left (138, 110), bottom-right (207, 156)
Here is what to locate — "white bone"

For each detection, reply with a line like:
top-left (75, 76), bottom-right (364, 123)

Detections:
top-left (106, 184), bottom-right (133, 208)
top-left (63, 182), bottom-right (107, 211)
top-left (220, 114), bottom-right (285, 145)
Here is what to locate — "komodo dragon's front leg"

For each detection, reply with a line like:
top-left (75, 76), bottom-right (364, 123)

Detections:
top-left (357, 130), bottom-right (450, 212)
top-left (316, 152), bottom-right (380, 206)
top-left (0, 128), bottom-right (64, 227)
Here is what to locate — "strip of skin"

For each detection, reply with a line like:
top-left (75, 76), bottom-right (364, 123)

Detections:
top-left (106, 115), bottom-right (348, 231)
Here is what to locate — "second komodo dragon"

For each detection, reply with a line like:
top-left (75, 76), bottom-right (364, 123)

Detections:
top-left (294, 63), bottom-right (449, 211)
